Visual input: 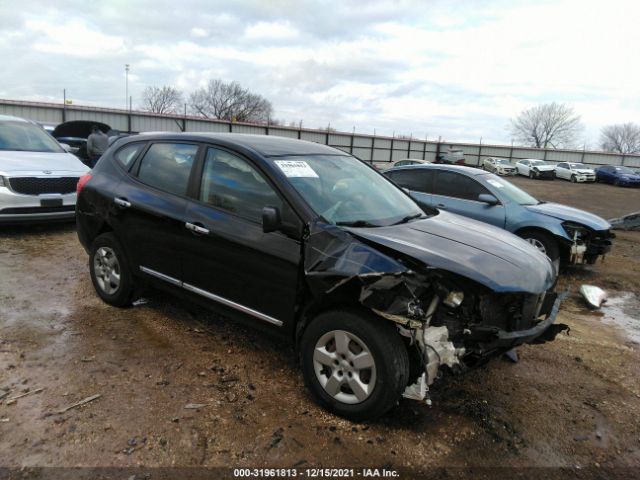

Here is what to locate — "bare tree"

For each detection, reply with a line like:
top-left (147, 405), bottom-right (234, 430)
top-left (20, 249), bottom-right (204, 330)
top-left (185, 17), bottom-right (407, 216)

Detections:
top-left (140, 86), bottom-right (183, 114)
top-left (509, 102), bottom-right (582, 148)
top-left (600, 123), bottom-right (640, 154)
top-left (189, 79), bottom-right (273, 122)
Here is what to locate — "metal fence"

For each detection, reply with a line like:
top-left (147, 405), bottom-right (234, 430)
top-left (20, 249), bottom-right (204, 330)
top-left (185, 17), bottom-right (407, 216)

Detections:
top-left (2, 98), bottom-right (639, 169)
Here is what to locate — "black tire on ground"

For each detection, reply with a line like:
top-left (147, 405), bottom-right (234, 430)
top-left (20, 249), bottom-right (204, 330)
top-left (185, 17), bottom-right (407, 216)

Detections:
top-left (89, 232), bottom-right (135, 307)
top-left (529, 171), bottom-right (536, 179)
top-left (614, 178), bottom-right (621, 186)
top-left (571, 175), bottom-right (577, 183)
top-left (518, 230), bottom-right (560, 266)
top-left (299, 308), bottom-right (410, 421)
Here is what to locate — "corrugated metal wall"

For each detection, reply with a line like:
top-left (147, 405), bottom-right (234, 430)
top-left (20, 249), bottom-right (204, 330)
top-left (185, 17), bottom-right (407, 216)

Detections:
top-left (2, 99), bottom-right (639, 169)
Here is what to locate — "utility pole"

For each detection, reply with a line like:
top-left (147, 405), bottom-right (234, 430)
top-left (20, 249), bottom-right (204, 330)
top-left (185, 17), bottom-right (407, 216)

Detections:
top-left (125, 64), bottom-right (130, 110)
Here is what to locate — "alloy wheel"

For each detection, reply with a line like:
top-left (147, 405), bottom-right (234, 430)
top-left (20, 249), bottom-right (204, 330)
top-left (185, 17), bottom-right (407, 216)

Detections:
top-left (93, 247), bottom-right (121, 295)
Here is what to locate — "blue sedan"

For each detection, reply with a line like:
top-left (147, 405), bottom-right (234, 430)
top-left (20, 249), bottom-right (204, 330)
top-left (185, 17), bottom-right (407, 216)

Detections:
top-left (595, 165), bottom-right (640, 187)
top-left (384, 164), bottom-right (614, 269)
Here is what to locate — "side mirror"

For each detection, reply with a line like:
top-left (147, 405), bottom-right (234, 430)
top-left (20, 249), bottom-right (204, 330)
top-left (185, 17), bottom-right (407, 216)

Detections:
top-left (60, 143), bottom-right (72, 152)
top-left (262, 206), bottom-right (281, 233)
top-left (478, 193), bottom-right (499, 205)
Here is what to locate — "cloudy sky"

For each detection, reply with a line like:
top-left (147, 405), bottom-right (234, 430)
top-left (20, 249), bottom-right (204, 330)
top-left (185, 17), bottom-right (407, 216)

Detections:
top-left (1, 0), bottom-right (638, 145)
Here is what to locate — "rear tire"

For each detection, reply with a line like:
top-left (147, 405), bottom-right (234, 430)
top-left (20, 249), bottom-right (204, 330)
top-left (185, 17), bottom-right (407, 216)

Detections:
top-left (300, 308), bottom-right (409, 421)
top-left (89, 233), bottom-right (135, 307)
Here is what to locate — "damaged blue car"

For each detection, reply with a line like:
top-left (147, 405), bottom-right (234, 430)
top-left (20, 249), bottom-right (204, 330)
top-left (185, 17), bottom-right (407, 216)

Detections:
top-left (76, 133), bottom-right (567, 420)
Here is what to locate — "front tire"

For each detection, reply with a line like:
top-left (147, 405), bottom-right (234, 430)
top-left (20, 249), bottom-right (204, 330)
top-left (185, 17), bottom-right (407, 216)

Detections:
top-left (529, 170), bottom-right (536, 179)
top-left (518, 230), bottom-right (560, 274)
top-left (89, 233), bottom-right (135, 307)
top-left (300, 308), bottom-right (409, 421)
top-left (571, 175), bottom-right (577, 183)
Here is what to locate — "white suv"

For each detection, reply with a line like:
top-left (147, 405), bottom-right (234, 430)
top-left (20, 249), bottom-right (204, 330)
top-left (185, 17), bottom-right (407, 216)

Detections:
top-left (0, 115), bottom-right (89, 223)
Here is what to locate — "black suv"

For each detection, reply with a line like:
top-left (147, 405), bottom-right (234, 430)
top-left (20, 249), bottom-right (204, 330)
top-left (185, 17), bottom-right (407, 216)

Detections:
top-left (77, 133), bottom-right (566, 420)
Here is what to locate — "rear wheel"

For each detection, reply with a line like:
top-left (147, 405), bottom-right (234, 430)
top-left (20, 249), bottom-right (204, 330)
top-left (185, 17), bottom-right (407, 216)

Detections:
top-left (300, 308), bottom-right (409, 421)
top-left (89, 233), bottom-right (135, 307)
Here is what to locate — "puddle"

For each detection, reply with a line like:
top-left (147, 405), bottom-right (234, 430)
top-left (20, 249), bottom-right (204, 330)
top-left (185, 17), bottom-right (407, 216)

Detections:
top-left (600, 292), bottom-right (640, 343)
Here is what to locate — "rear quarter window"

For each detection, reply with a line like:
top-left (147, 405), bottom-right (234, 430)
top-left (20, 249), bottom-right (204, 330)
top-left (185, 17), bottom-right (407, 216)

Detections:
top-left (115, 142), bottom-right (146, 170)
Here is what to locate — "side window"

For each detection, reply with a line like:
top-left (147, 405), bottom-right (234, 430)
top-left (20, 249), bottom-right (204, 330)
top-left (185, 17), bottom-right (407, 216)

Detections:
top-left (387, 169), bottom-right (433, 193)
top-left (558, 163), bottom-right (567, 169)
top-left (115, 142), bottom-right (145, 170)
top-left (434, 171), bottom-right (490, 201)
top-left (200, 148), bottom-right (282, 223)
top-left (136, 143), bottom-right (198, 196)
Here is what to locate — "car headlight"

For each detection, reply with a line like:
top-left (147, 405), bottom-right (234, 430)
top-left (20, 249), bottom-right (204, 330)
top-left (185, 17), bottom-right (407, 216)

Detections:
top-left (562, 222), bottom-right (589, 241)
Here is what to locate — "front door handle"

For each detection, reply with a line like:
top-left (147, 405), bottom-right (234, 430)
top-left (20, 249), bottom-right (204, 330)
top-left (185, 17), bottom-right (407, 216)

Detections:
top-left (114, 197), bottom-right (131, 208)
top-left (185, 222), bottom-right (210, 235)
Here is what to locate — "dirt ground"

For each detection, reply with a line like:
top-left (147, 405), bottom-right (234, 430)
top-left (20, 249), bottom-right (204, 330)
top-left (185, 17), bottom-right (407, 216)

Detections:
top-left (1, 178), bottom-right (639, 478)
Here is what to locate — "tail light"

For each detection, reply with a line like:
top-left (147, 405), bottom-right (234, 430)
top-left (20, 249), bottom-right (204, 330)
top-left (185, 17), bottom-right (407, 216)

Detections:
top-left (77, 173), bottom-right (92, 195)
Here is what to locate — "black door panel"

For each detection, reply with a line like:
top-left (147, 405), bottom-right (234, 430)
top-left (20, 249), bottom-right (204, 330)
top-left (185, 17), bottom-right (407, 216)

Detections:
top-left (182, 203), bottom-right (300, 324)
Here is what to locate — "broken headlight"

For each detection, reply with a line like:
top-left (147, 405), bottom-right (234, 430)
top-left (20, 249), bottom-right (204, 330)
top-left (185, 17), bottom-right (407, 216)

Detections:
top-left (562, 222), bottom-right (588, 241)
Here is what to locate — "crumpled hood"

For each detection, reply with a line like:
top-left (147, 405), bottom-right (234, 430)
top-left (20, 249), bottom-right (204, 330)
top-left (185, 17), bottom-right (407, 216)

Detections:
top-left (347, 211), bottom-right (555, 294)
top-left (531, 164), bottom-right (555, 171)
top-left (575, 169), bottom-right (594, 174)
top-left (526, 202), bottom-right (610, 231)
top-left (0, 151), bottom-right (89, 175)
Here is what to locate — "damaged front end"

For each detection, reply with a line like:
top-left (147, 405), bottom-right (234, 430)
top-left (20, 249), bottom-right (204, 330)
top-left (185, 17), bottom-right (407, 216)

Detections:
top-left (303, 220), bottom-right (568, 405)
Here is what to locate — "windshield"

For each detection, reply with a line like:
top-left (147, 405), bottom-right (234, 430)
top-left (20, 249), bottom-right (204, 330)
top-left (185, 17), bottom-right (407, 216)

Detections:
top-left (569, 163), bottom-right (585, 168)
top-left (272, 155), bottom-right (425, 227)
top-left (0, 121), bottom-right (64, 153)
top-left (496, 159), bottom-right (512, 165)
top-left (482, 174), bottom-right (539, 206)
top-left (615, 167), bottom-right (635, 174)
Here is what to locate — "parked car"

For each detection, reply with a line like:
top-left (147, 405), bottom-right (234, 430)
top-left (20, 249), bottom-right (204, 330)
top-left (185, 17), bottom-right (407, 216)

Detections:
top-left (76, 133), bottom-right (566, 420)
top-left (555, 162), bottom-right (596, 182)
top-left (391, 158), bottom-right (430, 168)
top-left (0, 115), bottom-right (89, 223)
top-left (435, 149), bottom-right (465, 165)
top-left (595, 165), bottom-right (640, 187)
top-left (515, 159), bottom-right (556, 179)
top-left (482, 157), bottom-right (516, 176)
top-left (384, 164), bottom-right (613, 271)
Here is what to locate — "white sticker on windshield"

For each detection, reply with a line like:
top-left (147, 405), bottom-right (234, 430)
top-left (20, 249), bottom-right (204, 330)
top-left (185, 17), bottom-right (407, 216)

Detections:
top-left (486, 179), bottom-right (505, 188)
top-left (274, 160), bottom-right (319, 178)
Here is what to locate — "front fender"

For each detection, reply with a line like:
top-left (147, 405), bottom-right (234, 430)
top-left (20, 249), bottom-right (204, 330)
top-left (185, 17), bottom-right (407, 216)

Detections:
top-left (505, 210), bottom-right (571, 242)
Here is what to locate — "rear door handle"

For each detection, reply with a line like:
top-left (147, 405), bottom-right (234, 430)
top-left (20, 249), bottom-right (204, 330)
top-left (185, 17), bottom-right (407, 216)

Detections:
top-left (185, 222), bottom-right (210, 235)
top-left (114, 197), bottom-right (131, 208)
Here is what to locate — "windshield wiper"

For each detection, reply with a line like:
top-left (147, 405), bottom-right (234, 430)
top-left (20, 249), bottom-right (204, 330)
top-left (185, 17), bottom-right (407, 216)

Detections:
top-left (391, 212), bottom-right (425, 225)
top-left (336, 220), bottom-right (380, 228)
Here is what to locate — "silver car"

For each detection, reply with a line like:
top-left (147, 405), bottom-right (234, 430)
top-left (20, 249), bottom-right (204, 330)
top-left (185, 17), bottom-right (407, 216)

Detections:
top-left (483, 157), bottom-right (517, 175)
top-left (0, 115), bottom-right (89, 223)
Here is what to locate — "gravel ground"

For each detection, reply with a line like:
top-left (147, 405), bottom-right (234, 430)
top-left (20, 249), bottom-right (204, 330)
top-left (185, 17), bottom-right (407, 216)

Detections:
top-left (1, 178), bottom-right (639, 478)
